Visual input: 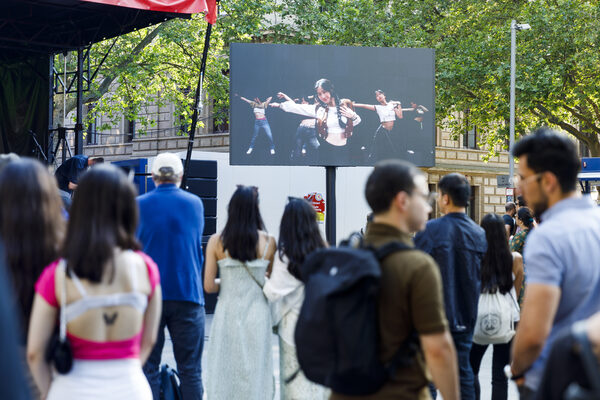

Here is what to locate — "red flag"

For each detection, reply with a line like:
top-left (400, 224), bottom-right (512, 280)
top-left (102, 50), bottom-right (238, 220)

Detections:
top-left (204, 0), bottom-right (217, 24)
top-left (81, 0), bottom-right (208, 15)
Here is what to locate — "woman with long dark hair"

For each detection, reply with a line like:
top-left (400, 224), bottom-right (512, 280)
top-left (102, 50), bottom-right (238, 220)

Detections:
top-left (470, 213), bottom-right (523, 400)
top-left (27, 164), bottom-right (162, 400)
top-left (271, 79), bottom-right (361, 163)
top-left (0, 158), bottom-right (65, 397)
top-left (204, 185), bottom-right (276, 400)
top-left (510, 207), bottom-right (534, 255)
top-left (0, 159), bottom-right (65, 339)
top-left (263, 197), bottom-right (328, 399)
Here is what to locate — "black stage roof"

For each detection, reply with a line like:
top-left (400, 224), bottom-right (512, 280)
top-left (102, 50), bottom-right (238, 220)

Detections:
top-left (0, 0), bottom-right (189, 55)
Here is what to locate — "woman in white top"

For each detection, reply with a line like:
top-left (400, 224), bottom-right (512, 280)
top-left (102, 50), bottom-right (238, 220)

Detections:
top-left (470, 213), bottom-right (524, 400)
top-left (271, 79), bottom-right (361, 164)
top-left (263, 197), bottom-right (329, 400)
top-left (353, 89), bottom-right (403, 162)
top-left (204, 185), bottom-right (277, 400)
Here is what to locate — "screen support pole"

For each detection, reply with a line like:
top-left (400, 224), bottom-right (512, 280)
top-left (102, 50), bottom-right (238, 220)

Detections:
top-left (325, 165), bottom-right (337, 245)
top-left (182, 17), bottom-right (214, 189)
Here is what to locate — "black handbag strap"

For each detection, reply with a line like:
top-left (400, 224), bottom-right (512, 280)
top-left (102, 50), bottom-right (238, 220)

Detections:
top-left (241, 261), bottom-right (265, 290)
top-left (58, 260), bottom-right (68, 341)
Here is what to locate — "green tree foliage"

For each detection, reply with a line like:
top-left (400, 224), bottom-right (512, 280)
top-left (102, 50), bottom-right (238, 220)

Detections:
top-left (269, 0), bottom-right (600, 156)
top-left (65, 0), bottom-right (600, 156)
top-left (59, 4), bottom-right (273, 134)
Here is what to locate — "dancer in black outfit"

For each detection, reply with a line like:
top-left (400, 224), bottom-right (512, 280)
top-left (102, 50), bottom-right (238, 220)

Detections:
top-left (353, 89), bottom-right (403, 162)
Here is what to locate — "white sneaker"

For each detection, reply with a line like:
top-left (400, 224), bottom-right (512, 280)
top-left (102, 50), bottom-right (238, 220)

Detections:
top-left (270, 149), bottom-right (275, 155)
top-left (246, 148), bottom-right (253, 154)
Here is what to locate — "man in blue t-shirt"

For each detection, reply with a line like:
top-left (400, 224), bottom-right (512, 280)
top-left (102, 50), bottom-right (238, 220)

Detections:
top-left (508, 128), bottom-right (600, 400)
top-left (54, 155), bottom-right (103, 194)
top-left (414, 173), bottom-right (487, 400)
top-left (138, 153), bottom-right (205, 400)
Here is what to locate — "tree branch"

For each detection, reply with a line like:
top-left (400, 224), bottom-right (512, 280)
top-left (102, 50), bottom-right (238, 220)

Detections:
top-left (534, 103), bottom-right (589, 142)
top-left (58, 21), bottom-right (170, 119)
top-left (561, 103), bottom-right (600, 134)
top-left (584, 95), bottom-right (600, 122)
top-left (458, 85), bottom-right (479, 100)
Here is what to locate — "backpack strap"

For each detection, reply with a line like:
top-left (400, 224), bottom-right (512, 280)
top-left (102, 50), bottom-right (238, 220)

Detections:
top-left (374, 241), bottom-right (414, 261)
top-left (372, 241), bottom-right (421, 376)
top-left (386, 331), bottom-right (421, 374)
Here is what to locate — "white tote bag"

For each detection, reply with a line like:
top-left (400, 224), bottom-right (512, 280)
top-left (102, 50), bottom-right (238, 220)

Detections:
top-left (473, 289), bottom-right (519, 345)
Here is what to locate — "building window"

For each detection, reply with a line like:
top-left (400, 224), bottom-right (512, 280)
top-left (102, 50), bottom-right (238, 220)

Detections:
top-left (124, 118), bottom-right (135, 143)
top-left (466, 185), bottom-right (479, 222)
top-left (213, 104), bottom-right (229, 133)
top-left (86, 104), bottom-right (98, 145)
top-left (463, 110), bottom-right (477, 149)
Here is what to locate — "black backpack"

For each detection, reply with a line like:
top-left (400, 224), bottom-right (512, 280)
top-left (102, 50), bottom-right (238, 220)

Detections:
top-left (294, 240), bottom-right (420, 396)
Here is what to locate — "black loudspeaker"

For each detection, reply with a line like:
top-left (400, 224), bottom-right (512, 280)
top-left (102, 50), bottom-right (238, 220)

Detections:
top-left (183, 159), bottom-right (218, 314)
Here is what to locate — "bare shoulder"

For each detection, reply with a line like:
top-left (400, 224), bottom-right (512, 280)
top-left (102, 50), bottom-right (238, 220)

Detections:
top-left (258, 231), bottom-right (277, 258)
top-left (512, 252), bottom-right (523, 269)
top-left (208, 232), bottom-right (221, 247)
top-left (208, 232), bottom-right (229, 259)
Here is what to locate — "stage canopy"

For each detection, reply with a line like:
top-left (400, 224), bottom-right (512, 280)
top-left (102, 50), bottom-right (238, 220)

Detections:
top-left (0, 0), bottom-right (209, 55)
top-left (0, 0), bottom-right (210, 155)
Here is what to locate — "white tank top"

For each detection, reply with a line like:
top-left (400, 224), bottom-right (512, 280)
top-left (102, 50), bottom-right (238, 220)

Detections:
top-left (374, 103), bottom-right (396, 123)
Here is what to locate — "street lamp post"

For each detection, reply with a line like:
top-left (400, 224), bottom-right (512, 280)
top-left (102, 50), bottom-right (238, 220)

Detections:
top-left (509, 20), bottom-right (530, 188)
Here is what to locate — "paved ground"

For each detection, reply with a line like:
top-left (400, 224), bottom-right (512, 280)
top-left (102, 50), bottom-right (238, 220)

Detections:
top-left (160, 315), bottom-right (518, 400)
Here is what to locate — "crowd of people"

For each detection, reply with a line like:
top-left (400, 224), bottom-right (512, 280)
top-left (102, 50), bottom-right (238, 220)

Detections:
top-left (0, 126), bottom-right (599, 400)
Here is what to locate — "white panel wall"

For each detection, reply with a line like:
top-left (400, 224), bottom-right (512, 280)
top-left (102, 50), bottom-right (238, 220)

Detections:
top-left (148, 151), bottom-right (374, 244)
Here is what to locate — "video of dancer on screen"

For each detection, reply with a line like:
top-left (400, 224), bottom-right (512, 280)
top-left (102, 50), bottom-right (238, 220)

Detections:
top-left (230, 43), bottom-right (435, 167)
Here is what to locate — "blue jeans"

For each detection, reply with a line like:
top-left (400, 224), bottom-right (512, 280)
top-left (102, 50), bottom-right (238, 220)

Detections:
top-left (432, 331), bottom-right (476, 400)
top-left (248, 119), bottom-right (274, 150)
top-left (454, 331), bottom-right (476, 400)
top-left (143, 301), bottom-right (205, 400)
top-left (292, 125), bottom-right (319, 161)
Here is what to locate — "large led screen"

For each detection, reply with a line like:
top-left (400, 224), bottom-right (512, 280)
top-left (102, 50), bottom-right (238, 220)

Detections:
top-left (230, 43), bottom-right (435, 167)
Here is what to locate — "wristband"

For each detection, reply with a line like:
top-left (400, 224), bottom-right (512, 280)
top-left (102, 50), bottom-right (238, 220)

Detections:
top-left (504, 364), bottom-right (525, 381)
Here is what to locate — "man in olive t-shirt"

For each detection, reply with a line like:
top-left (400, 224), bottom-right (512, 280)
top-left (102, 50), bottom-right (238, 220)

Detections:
top-left (331, 160), bottom-right (459, 400)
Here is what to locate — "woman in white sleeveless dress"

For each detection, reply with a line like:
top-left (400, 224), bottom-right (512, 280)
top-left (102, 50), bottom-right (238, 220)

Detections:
top-left (263, 197), bottom-right (329, 400)
top-left (204, 185), bottom-right (276, 400)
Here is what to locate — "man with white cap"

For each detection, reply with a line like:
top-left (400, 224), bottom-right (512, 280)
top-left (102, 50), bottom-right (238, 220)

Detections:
top-left (138, 152), bottom-right (206, 400)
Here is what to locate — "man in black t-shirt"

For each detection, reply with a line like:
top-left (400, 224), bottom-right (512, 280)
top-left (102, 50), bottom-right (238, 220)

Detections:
top-left (503, 202), bottom-right (516, 238)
